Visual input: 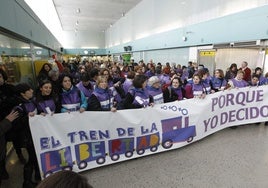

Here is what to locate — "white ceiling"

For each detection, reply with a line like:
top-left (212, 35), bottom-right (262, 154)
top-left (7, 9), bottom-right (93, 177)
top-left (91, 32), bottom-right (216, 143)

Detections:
top-left (53, 0), bottom-right (142, 32)
top-left (23, 0), bottom-right (268, 49)
top-left (24, 0), bottom-right (142, 48)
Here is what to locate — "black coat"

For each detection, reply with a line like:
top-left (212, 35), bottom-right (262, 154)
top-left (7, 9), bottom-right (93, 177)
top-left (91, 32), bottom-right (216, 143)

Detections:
top-left (0, 119), bottom-right (12, 160)
top-left (5, 96), bottom-right (35, 148)
top-left (163, 86), bottom-right (185, 103)
top-left (0, 83), bottom-right (17, 120)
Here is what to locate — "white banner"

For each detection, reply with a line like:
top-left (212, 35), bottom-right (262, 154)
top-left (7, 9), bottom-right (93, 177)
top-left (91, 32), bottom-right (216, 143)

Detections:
top-left (29, 86), bottom-right (268, 178)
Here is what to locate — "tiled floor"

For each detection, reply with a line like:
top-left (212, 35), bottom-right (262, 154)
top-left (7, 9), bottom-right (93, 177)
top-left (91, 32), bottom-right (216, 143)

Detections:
top-left (2, 123), bottom-right (268, 188)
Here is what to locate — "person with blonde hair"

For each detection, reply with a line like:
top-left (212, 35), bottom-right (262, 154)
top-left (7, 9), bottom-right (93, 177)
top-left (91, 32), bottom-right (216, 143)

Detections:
top-left (228, 70), bottom-right (248, 89)
top-left (87, 76), bottom-right (117, 112)
top-left (210, 69), bottom-right (227, 92)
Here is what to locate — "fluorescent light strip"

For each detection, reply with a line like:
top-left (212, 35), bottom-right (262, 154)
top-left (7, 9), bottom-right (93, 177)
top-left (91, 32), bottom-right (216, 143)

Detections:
top-left (81, 47), bottom-right (99, 49)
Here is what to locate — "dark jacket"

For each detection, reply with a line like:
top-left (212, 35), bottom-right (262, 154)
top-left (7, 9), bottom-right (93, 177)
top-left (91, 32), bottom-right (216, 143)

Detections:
top-left (88, 87), bottom-right (114, 111)
top-left (123, 88), bottom-right (153, 109)
top-left (0, 119), bottom-right (12, 160)
top-left (163, 86), bottom-right (184, 103)
top-left (6, 96), bottom-right (36, 148)
top-left (35, 91), bottom-right (61, 114)
top-left (0, 83), bottom-right (17, 120)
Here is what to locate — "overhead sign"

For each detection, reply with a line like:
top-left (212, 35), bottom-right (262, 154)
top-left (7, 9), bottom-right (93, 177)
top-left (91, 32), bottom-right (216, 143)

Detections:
top-left (199, 50), bottom-right (216, 56)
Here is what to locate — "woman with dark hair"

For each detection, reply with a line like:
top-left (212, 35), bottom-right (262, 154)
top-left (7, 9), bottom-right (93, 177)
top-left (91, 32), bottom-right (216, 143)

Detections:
top-left (180, 66), bottom-right (189, 86)
top-left (36, 170), bottom-right (93, 188)
top-left (248, 74), bottom-right (260, 86)
top-left (227, 70), bottom-right (249, 89)
top-left (254, 67), bottom-right (266, 85)
top-left (225, 63), bottom-right (237, 81)
top-left (35, 80), bottom-right (61, 115)
top-left (101, 68), bottom-right (125, 102)
top-left (37, 63), bottom-right (52, 85)
top-left (76, 72), bottom-right (93, 100)
top-left (184, 73), bottom-right (206, 99)
top-left (59, 74), bottom-right (87, 113)
top-left (163, 76), bottom-right (184, 103)
top-left (89, 68), bottom-right (100, 89)
top-left (123, 75), bottom-right (153, 109)
top-left (199, 69), bottom-right (214, 94)
top-left (145, 64), bottom-right (155, 78)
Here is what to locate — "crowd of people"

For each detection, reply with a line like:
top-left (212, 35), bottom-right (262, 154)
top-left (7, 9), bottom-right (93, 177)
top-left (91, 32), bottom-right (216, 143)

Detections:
top-left (0, 58), bottom-right (268, 187)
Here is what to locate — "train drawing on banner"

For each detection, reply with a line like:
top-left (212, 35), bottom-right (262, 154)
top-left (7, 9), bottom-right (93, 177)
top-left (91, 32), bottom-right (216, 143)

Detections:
top-left (40, 115), bottom-right (196, 177)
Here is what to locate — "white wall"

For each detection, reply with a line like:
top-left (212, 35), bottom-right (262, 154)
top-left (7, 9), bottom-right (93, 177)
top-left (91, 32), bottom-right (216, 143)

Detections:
top-left (62, 31), bottom-right (105, 49)
top-left (132, 48), bottom-right (189, 65)
top-left (106, 0), bottom-right (268, 48)
top-left (0, 0), bottom-right (62, 51)
top-left (215, 48), bottom-right (264, 72)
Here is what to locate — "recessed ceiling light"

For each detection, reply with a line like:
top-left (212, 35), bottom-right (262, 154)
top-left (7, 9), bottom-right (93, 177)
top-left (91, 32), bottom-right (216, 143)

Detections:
top-left (76, 8), bottom-right (80, 13)
top-left (75, 28), bottom-right (78, 32)
top-left (76, 21), bottom-right (79, 25)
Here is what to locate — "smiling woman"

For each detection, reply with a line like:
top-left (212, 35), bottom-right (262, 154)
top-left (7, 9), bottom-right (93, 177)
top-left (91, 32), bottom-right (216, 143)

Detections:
top-left (59, 74), bottom-right (88, 113)
top-left (87, 76), bottom-right (118, 112)
top-left (35, 80), bottom-right (61, 115)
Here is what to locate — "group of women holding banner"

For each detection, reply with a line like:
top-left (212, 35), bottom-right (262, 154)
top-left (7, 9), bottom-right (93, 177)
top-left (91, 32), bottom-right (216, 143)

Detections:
top-left (31, 60), bottom-right (268, 115)
top-left (1, 59), bottom-right (268, 187)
